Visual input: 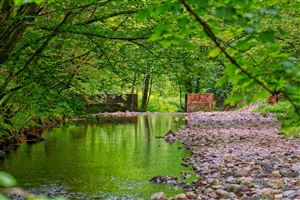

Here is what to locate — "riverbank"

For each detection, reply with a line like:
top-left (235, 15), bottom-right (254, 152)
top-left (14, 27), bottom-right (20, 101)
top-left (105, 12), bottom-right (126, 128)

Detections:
top-left (156, 109), bottom-right (300, 199)
top-left (0, 117), bottom-right (69, 160)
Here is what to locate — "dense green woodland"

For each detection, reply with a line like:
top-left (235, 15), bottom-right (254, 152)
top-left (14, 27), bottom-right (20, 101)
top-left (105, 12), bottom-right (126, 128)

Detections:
top-left (0, 0), bottom-right (299, 136)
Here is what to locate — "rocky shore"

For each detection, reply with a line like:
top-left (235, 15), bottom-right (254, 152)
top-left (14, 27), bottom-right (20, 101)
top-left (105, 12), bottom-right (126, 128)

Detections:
top-left (153, 110), bottom-right (300, 199)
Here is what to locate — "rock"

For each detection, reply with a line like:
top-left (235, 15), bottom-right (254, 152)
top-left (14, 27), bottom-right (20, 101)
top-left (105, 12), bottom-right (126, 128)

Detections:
top-left (269, 171), bottom-right (281, 178)
top-left (270, 180), bottom-right (284, 187)
top-left (224, 154), bottom-right (233, 163)
top-left (225, 184), bottom-right (245, 193)
top-left (253, 188), bottom-right (274, 199)
top-left (5, 187), bottom-right (31, 197)
top-left (280, 169), bottom-right (299, 178)
top-left (274, 194), bottom-right (283, 199)
top-left (151, 192), bottom-right (167, 200)
top-left (0, 150), bottom-right (6, 160)
top-left (174, 193), bottom-right (187, 200)
top-left (225, 176), bottom-right (235, 183)
top-left (261, 161), bottom-right (274, 173)
top-left (291, 151), bottom-right (300, 160)
top-left (215, 189), bottom-right (231, 198)
top-left (165, 130), bottom-right (177, 143)
top-left (185, 191), bottom-right (197, 199)
top-left (181, 171), bottom-right (191, 180)
top-left (235, 168), bottom-right (250, 177)
top-left (211, 185), bottom-right (224, 190)
top-left (283, 190), bottom-right (300, 199)
top-left (25, 133), bottom-right (45, 142)
top-left (207, 191), bottom-right (217, 198)
top-left (150, 176), bottom-right (177, 184)
top-left (291, 164), bottom-right (300, 172)
top-left (240, 177), bottom-right (253, 187)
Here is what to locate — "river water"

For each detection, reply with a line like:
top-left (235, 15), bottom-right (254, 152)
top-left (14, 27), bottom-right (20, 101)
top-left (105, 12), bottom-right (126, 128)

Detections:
top-left (0, 114), bottom-right (190, 199)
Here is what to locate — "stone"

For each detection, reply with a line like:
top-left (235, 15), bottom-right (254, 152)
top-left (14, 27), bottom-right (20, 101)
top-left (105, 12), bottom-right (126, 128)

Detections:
top-left (207, 191), bottom-right (217, 198)
top-left (5, 187), bottom-right (31, 197)
top-left (225, 176), bottom-right (235, 183)
top-left (151, 192), bottom-right (167, 200)
top-left (274, 194), bottom-right (283, 199)
top-left (150, 176), bottom-right (177, 184)
top-left (225, 184), bottom-right (245, 193)
top-left (240, 177), bottom-right (254, 187)
top-left (270, 180), bottom-right (284, 187)
top-left (261, 161), bottom-right (274, 173)
top-left (215, 189), bottom-right (231, 198)
top-left (254, 188), bottom-right (274, 199)
top-left (291, 151), bottom-right (300, 160)
top-left (224, 154), bottom-right (233, 163)
top-left (235, 167), bottom-right (250, 177)
top-left (283, 190), bottom-right (300, 199)
top-left (291, 164), bottom-right (300, 172)
top-left (211, 185), bottom-right (224, 190)
top-left (280, 169), bottom-right (299, 178)
top-left (165, 130), bottom-right (177, 143)
top-left (269, 171), bottom-right (281, 178)
top-left (25, 133), bottom-right (45, 142)
top-left (174, 193), bottom-right (187, 200)
top-left (185, 192), bottom-right (197, 199)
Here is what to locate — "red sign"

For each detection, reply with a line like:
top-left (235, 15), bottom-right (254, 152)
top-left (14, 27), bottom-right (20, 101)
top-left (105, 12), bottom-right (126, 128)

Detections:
top-left (186, 93), bottom-right (214, 112)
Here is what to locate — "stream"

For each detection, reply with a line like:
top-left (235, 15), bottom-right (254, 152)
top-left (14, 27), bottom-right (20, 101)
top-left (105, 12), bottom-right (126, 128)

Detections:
top-left (0, 114), bottom-right (190, 199)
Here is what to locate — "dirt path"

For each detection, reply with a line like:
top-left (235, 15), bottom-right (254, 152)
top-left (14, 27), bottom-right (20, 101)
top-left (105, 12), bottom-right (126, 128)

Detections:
top-left (173, 110), bottom-right (300, 199)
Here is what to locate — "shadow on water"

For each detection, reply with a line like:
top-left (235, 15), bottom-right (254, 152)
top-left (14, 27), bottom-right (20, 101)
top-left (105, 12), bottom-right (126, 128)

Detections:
top-left (0, 114), bottom-right (189, 199)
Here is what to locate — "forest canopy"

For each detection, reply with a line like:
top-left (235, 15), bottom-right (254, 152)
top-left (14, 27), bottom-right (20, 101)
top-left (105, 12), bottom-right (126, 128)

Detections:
top-left (0, 0), bottom-right (299, 135)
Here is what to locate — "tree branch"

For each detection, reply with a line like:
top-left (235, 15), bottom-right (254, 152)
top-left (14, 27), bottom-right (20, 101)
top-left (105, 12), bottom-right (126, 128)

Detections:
top-left (0, 11), bottom-right (72, 99)
top-left (179, 0), bottom-right (300, 115)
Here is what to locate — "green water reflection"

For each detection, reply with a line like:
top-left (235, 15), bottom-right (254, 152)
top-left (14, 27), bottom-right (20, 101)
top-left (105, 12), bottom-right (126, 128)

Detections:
top-left (0, 114), bottom-right (188, 199)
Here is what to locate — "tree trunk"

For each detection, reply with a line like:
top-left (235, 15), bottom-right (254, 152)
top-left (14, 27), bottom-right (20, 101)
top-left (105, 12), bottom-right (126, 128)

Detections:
top-left (141, 73), bottom-right (151, 112)
top-left (0, 2), bottom-right (41, 65)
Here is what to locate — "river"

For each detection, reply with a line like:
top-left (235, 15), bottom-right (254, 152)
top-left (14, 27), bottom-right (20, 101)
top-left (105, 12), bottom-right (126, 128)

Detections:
top-left (0, 114), bottom-right (190, 199)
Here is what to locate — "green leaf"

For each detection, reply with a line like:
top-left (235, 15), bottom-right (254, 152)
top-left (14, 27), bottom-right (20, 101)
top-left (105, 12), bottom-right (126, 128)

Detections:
top-left (216, 74), bottom-right (229, 87)
top-left (0, 172), bottom-right (17, 188)
top-left (216, 7), bottom-right (236, 20)
top-left (258, 30), bottom-right (275, 42)
top-left (225, 93), bottom-right (243, 105)
top-left (0, 194), bottom-right (9, 200)
top-left (260, 7), bottom-right (279, 15)
top-left (14, 0), bottom-right (43, 5)
top-left (243, 26), bottom-right (256, 33)
top-left (208, 48), bottom-right (221, 58)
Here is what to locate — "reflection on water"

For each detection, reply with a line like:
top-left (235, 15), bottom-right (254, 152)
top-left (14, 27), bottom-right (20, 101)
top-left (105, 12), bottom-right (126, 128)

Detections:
top-left (0, 114), bottom-right (188, 199)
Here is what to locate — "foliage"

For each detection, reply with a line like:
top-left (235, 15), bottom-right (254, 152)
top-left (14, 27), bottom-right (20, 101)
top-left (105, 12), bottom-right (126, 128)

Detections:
top-left (0, 0), bottom-right (299, 136)
top-left (0, 171), bottom-right (17, 188)
top-left (256, 102), bottom-right (300, 136)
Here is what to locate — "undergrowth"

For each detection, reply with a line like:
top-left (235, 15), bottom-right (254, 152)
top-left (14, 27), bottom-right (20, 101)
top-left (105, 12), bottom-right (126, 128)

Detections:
top-left (256, 101), bottom-right (300, 136)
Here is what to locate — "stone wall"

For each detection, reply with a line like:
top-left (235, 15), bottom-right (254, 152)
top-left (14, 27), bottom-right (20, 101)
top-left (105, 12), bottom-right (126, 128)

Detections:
top-left (87, 94), bottom-right (138, 113)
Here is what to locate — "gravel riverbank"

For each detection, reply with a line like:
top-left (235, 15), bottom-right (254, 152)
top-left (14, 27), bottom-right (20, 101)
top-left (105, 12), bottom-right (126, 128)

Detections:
top-left (158, 110), bottom-right (300, 200)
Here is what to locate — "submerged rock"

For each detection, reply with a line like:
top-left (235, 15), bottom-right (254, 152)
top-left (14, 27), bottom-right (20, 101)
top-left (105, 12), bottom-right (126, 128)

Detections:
top-left (150, 176), bottom-right (178, 184)
top-left (25, 133), bottom-right (45, 142)
top-left (165, 130), bottom-right (177, 143)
